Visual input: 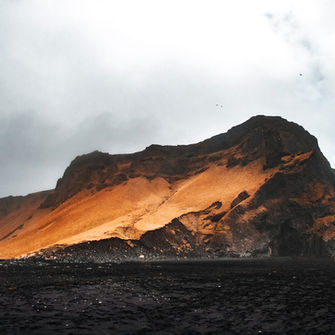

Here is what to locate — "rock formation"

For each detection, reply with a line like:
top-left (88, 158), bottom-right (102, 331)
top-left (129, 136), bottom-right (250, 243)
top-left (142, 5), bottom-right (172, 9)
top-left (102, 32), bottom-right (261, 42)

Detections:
top-left (0, 115), bottom-right (335, 260)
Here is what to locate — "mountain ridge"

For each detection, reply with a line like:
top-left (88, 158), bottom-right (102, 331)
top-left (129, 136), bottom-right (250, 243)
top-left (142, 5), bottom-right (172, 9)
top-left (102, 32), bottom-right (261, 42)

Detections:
top-left (1, 115), bottom-right (335, 260)
top-left (39, 115), bottom-right (323, 207)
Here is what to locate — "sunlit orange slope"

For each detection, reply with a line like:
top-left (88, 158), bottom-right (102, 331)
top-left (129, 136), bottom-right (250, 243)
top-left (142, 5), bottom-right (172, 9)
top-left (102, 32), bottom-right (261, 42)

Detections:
top-left (1, 116), bottom-right (335, 259)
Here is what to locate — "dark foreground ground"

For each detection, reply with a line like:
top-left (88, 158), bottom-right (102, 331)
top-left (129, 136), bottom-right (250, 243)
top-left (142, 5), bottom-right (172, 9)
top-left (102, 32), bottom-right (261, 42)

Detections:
top-left (0, 258), bottom-right (335, 335)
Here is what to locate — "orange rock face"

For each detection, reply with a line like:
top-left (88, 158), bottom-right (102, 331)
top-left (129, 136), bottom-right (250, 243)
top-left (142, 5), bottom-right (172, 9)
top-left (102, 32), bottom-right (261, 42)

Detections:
top-left (0, 115), bottom-right (335, 260)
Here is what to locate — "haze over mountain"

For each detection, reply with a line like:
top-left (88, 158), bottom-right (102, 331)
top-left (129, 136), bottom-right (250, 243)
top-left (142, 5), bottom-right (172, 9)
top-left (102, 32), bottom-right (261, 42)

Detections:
top-left (0, 116), bottom-right (334, 260)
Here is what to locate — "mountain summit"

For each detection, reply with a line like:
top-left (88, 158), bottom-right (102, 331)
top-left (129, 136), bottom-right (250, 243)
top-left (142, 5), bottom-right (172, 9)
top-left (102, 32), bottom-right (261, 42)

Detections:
top-left (1, 116), bottom-right (335, 260)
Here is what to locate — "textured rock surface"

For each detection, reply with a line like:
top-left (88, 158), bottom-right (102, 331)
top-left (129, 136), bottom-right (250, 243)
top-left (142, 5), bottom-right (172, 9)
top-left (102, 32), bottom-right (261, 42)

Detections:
top-left (1, 115), bottom-right (335, 260)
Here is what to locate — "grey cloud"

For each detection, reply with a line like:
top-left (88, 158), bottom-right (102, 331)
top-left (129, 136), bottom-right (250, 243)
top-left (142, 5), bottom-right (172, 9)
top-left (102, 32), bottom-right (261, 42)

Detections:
top-left (265, 10), bottom-right (329, 98)
top-left (1, 1), bottom-right (335, 197)
top-left (265, 11), bottom-right (316, 56)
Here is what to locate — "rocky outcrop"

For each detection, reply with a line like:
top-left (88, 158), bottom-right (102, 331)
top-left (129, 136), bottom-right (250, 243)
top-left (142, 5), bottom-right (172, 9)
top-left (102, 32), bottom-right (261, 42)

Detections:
top-left (39, 116), bottom-right (320, 209)
top-left (231, 191), bottom-right (250, 209)
top-left (32, 219), bottom-right (203, 262)
top-left (1, 115), bottom-right (335, 260)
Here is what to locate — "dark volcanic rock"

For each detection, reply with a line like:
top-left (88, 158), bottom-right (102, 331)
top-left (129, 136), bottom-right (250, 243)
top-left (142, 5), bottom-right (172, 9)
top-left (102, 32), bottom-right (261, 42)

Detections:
top-left (2, 259), bottom-right (335, 334)
top-left (2, 115), bottom-right (335, 260)
top-left (32, 117), bottom-right (335, 259)
top-left (32, 219), bottom-right (211, 263)
top-left (231, 191), bottom-right (250, 209)
top-left (40, 115), bottom-right (322, 208)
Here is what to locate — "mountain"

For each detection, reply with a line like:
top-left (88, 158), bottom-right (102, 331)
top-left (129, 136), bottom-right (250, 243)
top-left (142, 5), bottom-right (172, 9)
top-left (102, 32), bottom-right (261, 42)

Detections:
top-left (1, 115), bottom-right (335, 261)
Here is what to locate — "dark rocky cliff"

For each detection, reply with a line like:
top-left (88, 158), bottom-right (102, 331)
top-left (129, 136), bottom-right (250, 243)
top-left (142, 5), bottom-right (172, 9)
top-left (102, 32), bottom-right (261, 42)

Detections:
top-left (40, 116), bottom-right (326, 206)
top-left (15, 115), bottom-right (335, 262)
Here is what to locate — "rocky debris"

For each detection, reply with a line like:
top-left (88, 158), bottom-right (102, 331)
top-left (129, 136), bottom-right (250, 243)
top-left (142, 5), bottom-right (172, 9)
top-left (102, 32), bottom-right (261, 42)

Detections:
top-left (30, 220), bottom-right (209, 263)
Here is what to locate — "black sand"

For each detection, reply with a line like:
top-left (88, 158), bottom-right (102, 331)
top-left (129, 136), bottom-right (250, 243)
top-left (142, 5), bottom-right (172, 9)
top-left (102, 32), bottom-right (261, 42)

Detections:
top-left (0, 258), bottom-right (335, 334)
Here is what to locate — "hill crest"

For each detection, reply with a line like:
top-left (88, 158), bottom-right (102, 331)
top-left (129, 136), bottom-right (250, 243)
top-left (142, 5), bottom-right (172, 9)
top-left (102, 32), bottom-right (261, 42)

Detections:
top-left (0, 115), bottom-right (334, 260)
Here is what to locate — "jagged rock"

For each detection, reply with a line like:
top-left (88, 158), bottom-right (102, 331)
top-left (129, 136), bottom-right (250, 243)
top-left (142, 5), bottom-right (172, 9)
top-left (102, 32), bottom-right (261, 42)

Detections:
top-left (231, 191), bottom-right (250, 209)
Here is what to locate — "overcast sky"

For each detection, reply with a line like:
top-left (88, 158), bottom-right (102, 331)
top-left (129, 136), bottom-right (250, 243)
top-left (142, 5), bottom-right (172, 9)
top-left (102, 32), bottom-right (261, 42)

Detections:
top-left (0, 0), bottom-right (334, 197)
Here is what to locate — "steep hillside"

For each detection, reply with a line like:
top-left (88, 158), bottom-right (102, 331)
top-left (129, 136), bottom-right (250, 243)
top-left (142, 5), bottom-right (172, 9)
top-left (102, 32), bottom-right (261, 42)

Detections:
top-left (0, 115), bottom-right (335, 260)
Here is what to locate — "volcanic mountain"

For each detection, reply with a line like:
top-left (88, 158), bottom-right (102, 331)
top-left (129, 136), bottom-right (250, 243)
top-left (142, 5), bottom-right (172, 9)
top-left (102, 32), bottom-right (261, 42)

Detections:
top-left (1, 115), bottom-right (335, 261)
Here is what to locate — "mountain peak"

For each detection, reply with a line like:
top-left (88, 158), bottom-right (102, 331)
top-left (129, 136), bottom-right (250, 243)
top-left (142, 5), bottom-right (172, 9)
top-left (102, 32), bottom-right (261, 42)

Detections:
top-left (0, 115), bottom-right (334, 260)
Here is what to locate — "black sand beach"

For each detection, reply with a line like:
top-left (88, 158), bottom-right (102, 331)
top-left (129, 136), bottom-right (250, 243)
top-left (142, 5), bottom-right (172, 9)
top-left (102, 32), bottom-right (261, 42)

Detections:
top-left (0, 258), bottom-right (335, 334)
